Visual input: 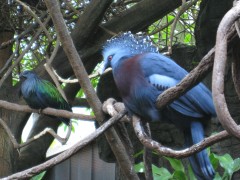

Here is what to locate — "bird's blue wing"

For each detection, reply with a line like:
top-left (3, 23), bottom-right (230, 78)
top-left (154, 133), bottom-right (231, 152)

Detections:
top-left (141, 53), bottom-right (216, 118)
top-left (140, 53), bottom-right (188, 80)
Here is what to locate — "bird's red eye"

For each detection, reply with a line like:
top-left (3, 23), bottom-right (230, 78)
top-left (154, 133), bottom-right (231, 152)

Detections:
top-left (108, 55), bottom-right (113, 61)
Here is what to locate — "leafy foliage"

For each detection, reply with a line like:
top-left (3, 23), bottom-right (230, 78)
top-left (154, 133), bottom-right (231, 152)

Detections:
top-left (212, 153), bottom-right (240, 179)
top-left (134, 149), bottom-right (240, 180)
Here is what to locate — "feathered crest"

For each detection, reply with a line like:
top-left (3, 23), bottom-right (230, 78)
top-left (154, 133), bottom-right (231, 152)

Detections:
top-left (103, 31), bottom-right (159, 54)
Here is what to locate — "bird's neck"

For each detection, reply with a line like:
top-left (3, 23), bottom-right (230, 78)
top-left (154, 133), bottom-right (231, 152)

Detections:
top-left (22, 77), bottom-right (41, 91)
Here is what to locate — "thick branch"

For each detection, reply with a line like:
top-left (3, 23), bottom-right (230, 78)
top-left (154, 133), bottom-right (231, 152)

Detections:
top-left (0, 100), bottom-right (94, 120)
top-left (44, 0), bottom-right (139, 179)
top-left (132, 115), bottom-right (230, 158)
top-left (45, 0), bottom-right (104, 121)
top-left (102, 100), bottom-right (233, 159)
top-left (212, 1), bottom-right (240, 139)
top-left (232, 39), bottom-right (240, 98)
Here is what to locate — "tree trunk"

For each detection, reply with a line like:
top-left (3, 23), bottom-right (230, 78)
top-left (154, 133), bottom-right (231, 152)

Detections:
top-left (0, 1), bottom-right (15, 175)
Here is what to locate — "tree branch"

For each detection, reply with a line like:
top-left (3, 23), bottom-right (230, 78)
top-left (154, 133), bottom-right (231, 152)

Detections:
top-left (0, 16), bottom-right (51, 88)
top-left (0, 118), bottom-right (72, 149)
top-left (143, 123), bottom-right (153, 180)
top-left (0, 12), bottom-right (48, 50)
top-left (168, 0), bottom-right (198, 54)
top-left (101, 99), bottom-right (234, 159)
top-left (132, 115), bottom-right (230, 158)
top-left (212, 1), bottom-right (240, 139)
top-left (44, 0), bottom-right (139, 179)
top-left (0, 100), bottom-right (94, 120)
top-left (15, 0), bottom-right (52, 42)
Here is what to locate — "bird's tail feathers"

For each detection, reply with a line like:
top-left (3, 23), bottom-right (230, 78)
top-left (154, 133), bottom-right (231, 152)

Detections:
top-left (184, 121), bottom-right (215, 180)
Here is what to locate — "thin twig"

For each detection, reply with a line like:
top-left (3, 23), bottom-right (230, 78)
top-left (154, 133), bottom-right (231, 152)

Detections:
top-left (168, 0), bottom-right (186, 54)
top-left (0, 12), bottom-right (48, 50)
top-left (0, 119), bottom-right (19, 149)
top-left (148, 19), bottom-right (174, 36)
top-left (0, 16), bottom-right (51, 88)
top-left (0, 118), bottom-right (71, 150)
top-left (44, 64), bottom-right (68, 101)
top-left (53, 69), bottom-right (78, 83)
top-left (45, 37), bottom-right (68, 100)
top-left (63, 0), bottom-right (82, 16)
top-left (143, 123), bottom-right (153, 180)
top-left (168, 0), bottom-right (198, 54)
top-left (53, 69), bottom-right (111, 84)
top-left (48, 38), bottom-right (60, 65)
top-left (15, 0), bottom-right (53, 42)
top-left (21, 120), bottom-right (72, 147)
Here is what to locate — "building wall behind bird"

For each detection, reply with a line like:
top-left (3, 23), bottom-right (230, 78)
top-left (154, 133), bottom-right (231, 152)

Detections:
top-left (44, 142), bottom-right (116, 180)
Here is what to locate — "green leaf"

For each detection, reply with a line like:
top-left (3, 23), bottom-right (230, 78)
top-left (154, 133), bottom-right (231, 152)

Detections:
top-left (184, 33), bottom-right (192, 44)
top-left (233, 158), bottom-right (240, 173)
top-left (214, 153), bottom-right (234, 176)
top-left (172, 170), bottom-right (188, 180)
top-left (134, 162), bottom-right (144, 173)
top-left (213, 172), bottom-right (222, 180)
top-left (134, 163), bottom-right (172, 180)
top-left (209, 152), bottom-right (219, 170)
top-left (30, 171), bottom-right (46, 180)
top-left (134, 150), bottom-right (144, 158)
top-left (152, 165), bottom-right (172, 180)
top-left (71, 125), bottom-right (75, 133)
top-left (187, 164), bottom-right (197, 180)
top-left (164, 157), bottom-right (185, 172)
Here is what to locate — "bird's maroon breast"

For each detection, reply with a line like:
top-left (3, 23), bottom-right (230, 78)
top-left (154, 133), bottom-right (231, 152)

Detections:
top-left (113, 54), bottom-right (146, 97)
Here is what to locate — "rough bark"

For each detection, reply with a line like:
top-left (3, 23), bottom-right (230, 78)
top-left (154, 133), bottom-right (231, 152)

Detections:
top-left (0, 0), bottom-right (22, 176)
top-left (196, 2), bottom-right (240, 177)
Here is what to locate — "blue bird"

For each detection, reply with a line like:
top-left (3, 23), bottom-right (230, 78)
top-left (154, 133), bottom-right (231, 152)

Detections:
top-left (102, 32), bottom-right (216, 180)
top-left (20, 70), bottom-right (72, 125)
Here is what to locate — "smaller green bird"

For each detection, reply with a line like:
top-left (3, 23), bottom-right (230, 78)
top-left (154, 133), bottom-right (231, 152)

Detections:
top-left (20, 70), bottom-right (72, 125)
